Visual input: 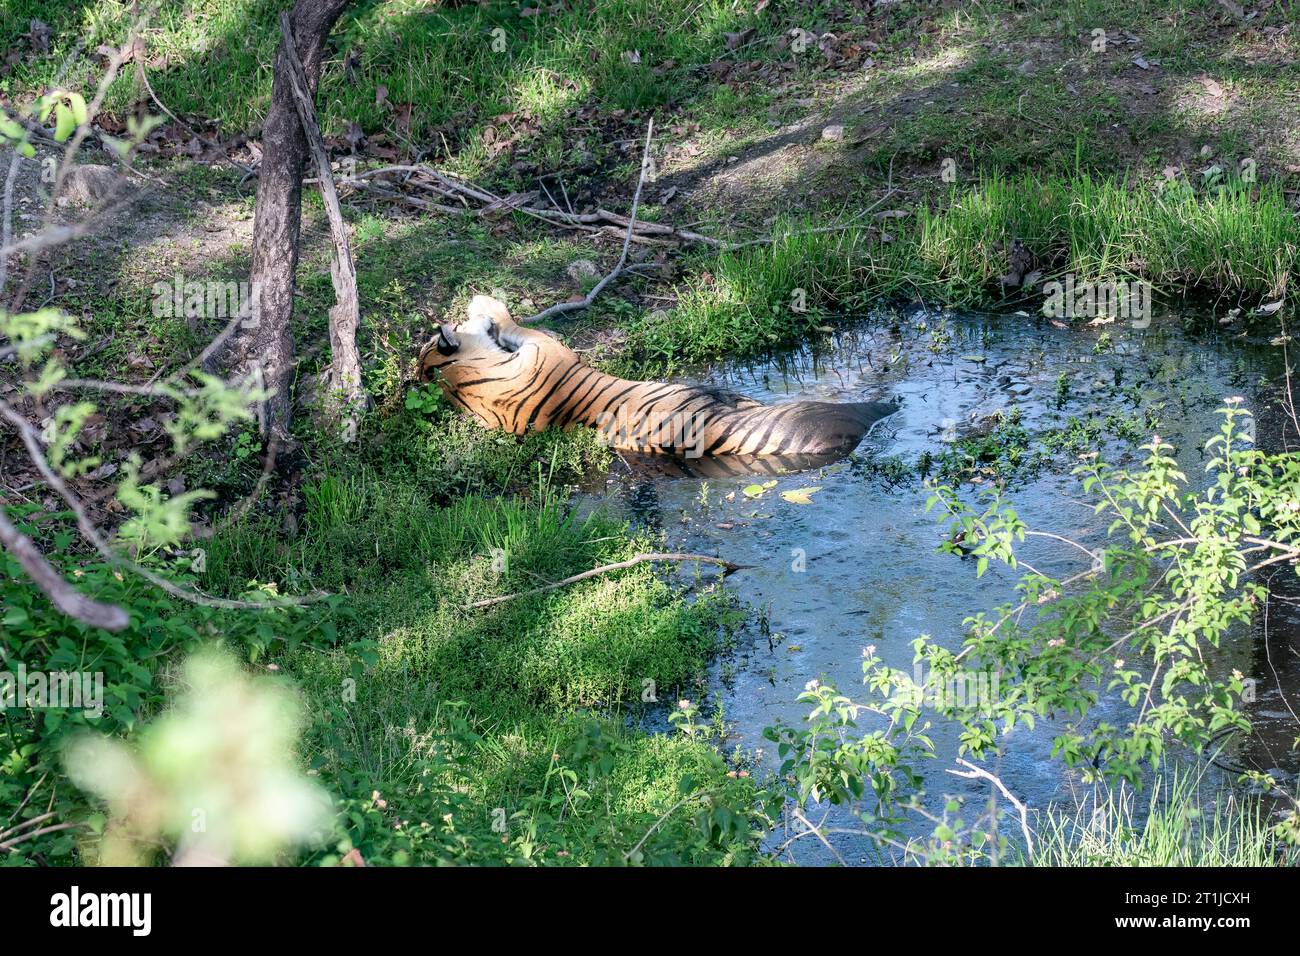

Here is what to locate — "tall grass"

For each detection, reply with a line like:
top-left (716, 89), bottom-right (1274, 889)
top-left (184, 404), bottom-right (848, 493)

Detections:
top-left (920, 173), bottom-right (1296, 297)
top-left (627, 173), bottom-right (1298, 367)
top-left (1030, 771), bottom-right (1291, 867)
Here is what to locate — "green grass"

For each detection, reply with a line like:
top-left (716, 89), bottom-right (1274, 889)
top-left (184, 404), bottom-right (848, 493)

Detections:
top-left (623, 173), bottom-right (1298, 368)
top-left (190, 401), bottom-right (762, 864)
top-left (1030, 770), bottom-right (1292, 866)
top-left (0, 0), bottom-right (764, 181)
top-left (8, 0), bottom-right (1300, 867)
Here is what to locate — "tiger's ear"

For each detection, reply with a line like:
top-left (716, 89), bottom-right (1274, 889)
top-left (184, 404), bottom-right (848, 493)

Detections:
top-left (467, 295), bottom-right (513, 326)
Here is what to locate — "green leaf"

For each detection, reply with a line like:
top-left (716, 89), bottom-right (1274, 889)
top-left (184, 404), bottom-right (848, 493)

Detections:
top-left (54, 102), bottom-right (75, 142)
top-left (66, 92), bottom-right (88, 127)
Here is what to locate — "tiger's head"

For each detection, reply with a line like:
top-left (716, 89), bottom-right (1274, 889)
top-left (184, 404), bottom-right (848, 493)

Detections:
top-left (417, 295), bottom-right (575, 432)
top-left (418, 295), bottom-right (518, 377)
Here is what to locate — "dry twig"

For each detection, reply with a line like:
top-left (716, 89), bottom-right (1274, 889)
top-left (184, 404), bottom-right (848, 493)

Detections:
top-left (946, 758), bottom-right (1035, 857)
top-left (465, 551), bottom-right (747, 610)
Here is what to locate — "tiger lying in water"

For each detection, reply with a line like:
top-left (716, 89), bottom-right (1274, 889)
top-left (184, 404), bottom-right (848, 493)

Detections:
top-left (418, 296), bottom-right (896, 464)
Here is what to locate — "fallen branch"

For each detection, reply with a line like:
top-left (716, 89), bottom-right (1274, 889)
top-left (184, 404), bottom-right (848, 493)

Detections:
top-left (333, 160), bottom-right (898, 258)
top-left (0, 398), bottom-right (326, 614)
top-left (0, 504), bottom-right (128, 631)
top-left (464, 550), bottom-right (748, 610)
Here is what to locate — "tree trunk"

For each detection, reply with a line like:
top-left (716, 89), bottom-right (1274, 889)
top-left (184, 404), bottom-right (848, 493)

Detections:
top-left (278, 10), bottom-right (366, 442)
top-left (226, 0), bottom-right (354, 439)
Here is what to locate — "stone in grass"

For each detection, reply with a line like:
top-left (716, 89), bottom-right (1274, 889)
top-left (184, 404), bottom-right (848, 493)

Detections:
top-left (566, 259), bottom-right (600, 286)
top-left (64, 165), bottom-right (122, 204)
top-left (821, 124), bottom-right (846, 142)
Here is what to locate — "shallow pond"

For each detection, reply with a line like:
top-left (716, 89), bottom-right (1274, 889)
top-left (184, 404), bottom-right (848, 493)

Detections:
top-left (582, 308), bottom-right (1299, 863)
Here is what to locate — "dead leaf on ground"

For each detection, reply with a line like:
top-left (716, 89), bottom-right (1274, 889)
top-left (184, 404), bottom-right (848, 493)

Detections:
top-left (390, 102), bottom-right (414, 137)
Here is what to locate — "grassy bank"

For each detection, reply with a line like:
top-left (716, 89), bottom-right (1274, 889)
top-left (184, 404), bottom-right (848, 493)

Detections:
top-left (192, 398), bottom-right (766, 865)
top-left (623, 173), bottom-right (1297, 368)
top-left (1, 398), bottom-right (768, 865)
top-left (224, 490), bottom-right (761, 865)
top-left (0, 0), bottom-right (756, 183)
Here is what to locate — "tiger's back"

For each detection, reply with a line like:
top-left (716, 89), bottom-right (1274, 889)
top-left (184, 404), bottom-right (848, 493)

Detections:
top-left (419, 296), bottom-right (896, 460)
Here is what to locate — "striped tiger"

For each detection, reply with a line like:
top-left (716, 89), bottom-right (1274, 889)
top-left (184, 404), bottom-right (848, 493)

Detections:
top-left (418, 296), bottom-right (896, 461)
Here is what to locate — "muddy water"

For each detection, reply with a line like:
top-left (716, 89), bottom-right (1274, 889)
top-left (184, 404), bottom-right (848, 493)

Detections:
top-left (583, 309), bottom-right (1298, 863)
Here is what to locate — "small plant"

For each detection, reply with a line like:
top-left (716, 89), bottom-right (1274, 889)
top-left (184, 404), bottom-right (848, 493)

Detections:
top-left (1053, 371), bottom-right (1070, 408)
top-left (404, 382), bottom-right (444, 416)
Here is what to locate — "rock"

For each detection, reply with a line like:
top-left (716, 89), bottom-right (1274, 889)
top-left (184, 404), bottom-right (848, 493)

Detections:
top-left (821, 124), bottom-right (845, 142)
top-left (64, 165), bottom-right (122, 204)
top-left (26, 18), bottom-right (51, 53)
top-left (566, 259), bottom-right (599, 285)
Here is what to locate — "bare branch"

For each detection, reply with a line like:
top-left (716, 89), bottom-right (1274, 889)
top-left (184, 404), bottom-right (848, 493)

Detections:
top-left (946, 758), bottom-right (1035, 857)
top-left (0, 398), bottom-right (325, 613)
top-left (519, 119), bottom-right (655, 325)
top-left (0, 504), bottom-right (128, 631)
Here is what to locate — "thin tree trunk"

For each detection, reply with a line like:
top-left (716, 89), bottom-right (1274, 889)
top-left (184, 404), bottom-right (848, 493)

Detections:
top-left (278, 10), bottom-right (365, 441)
top-left (224, 0), bottom-right (353, 439)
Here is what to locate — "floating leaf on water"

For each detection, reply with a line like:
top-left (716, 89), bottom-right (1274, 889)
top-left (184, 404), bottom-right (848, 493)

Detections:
top-left (780, 486), bottom-right (822, 505)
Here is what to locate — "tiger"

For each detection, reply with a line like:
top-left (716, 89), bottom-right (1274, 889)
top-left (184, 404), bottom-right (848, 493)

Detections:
top-left (418, 295), bottom-right (897, 463)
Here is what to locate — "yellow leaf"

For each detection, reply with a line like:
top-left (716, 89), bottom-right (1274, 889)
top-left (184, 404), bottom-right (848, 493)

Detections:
top-left (780, 486), bottom-right (822, 505)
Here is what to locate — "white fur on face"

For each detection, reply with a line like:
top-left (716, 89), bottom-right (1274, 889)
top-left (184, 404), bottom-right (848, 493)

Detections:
top-left (458, 313), bottom-right (494, 336)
